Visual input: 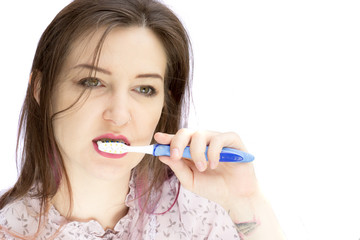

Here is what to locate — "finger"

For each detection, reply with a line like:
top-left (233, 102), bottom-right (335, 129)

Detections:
top-left (154, 132), bottom-right (181, 160)
top-left (189, 130), bottom-right (210, 172)
top-left (154, 132), bottom-right (174, 145)
top-left (219, 132), bottom-right (248, 152)
top-left (207, 135), bottom-right (222, 170)
top-left (158, 155), bottom-right (194, 189)
top-left (167, 128), bottom-right (195, 161)
top-left (207, 132), bottom-right (247, 169)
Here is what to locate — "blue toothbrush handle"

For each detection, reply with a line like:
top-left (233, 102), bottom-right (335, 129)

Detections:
top-left (153, 144), bottom-right (254, 163)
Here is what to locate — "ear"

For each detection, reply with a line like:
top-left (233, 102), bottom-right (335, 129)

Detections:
top-left (29, 71), bottom-right (42, 105)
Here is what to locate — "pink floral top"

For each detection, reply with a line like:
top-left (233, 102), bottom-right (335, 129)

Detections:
top-left (0, 175), bottom-right (240, 239)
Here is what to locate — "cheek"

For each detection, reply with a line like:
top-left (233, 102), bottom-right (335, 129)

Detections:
top-left (52, 96), bottom-right (99, 153)
top-left (133, 98), bottom-right (164, 143)
top-left (52, 112), bottom-right (92, 155)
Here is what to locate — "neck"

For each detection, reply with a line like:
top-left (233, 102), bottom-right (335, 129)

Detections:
top-left (51, 171), bottom-right (131, 230)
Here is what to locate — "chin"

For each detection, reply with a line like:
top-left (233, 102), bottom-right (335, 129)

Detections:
top-left (89, 153), bottom-right (144, 180)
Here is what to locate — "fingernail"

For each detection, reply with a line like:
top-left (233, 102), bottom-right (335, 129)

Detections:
top-left (195, 161), bottom-right (206, 172)
top-left (171, 148), bottom-right (180, 160)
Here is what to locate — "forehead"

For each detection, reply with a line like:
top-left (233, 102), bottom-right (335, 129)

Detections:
top-left (61, 26), bottom-right (168, 77)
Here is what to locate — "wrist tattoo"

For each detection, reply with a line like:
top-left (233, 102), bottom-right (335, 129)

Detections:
top-left (230, 211), bottom-right (260, 239)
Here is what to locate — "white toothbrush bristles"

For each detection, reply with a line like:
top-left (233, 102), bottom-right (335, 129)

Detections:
top-left (97, 141), bottom-right (129, 154)
top-left (97, 141), bottom-right (154, 155)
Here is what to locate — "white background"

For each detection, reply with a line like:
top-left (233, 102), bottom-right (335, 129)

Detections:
top-left (1, 1), bottom-right (359, 239)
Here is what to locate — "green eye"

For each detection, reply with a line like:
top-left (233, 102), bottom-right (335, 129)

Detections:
top-left (140, 86), bottom-right (151, 94)
top-left (79, 78), bottom-right (102, 88)
top-left (136, 86), bottom-right (156, 96)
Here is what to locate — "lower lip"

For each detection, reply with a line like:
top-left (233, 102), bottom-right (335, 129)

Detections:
top-left (92, 141), bottom-right (128, 159)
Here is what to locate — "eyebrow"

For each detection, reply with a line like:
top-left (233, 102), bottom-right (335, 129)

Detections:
top-left (136, 73), bottom-right (164, 81)
top-left (73, 64), bottom-right (112, 75)
top-left (73, 64), bottom-right (163, 81)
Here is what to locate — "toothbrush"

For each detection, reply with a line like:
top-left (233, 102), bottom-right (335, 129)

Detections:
top-left (97, 141), bottom-right (254, 163)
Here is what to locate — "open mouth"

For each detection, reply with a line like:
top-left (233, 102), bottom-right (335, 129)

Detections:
top-left (92, 134), bottom-right (130, 158)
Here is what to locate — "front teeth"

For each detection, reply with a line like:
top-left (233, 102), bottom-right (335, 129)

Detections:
top-left (97, 140), bottom-right (127, 154)
top-left (100, 138), bottom-right (126, 144)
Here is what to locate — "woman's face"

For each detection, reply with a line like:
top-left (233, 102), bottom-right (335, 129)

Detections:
top-left (51, 27), bottom-right (166, 181)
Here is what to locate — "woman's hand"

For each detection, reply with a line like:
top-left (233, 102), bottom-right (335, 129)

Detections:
top-left (154, 129), bottom-right (260, 211)
top-left (155, 129), bottom-right (286, 240)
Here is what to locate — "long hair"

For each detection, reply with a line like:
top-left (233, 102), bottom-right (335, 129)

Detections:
top-left (0, 0), bottom-right (192, 219)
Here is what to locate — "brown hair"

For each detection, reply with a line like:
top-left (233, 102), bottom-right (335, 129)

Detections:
top-left (0, 0), bottom-right (192, 218)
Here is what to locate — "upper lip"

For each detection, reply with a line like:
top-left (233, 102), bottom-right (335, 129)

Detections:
top-left (93, 134), bottom-right (130, 145)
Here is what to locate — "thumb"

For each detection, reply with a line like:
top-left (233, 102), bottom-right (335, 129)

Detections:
top-left (158, 155), bottom-right (194, 191)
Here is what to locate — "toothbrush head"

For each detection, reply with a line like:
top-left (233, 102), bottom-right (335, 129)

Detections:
top-left (97, 140), bottom-right (129, 154)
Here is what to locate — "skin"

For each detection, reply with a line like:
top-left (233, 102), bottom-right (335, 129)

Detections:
top-left (155, 130), bottom-right (259, 214)
top-left (50, 26), bottom-right (166, 228)
top-left (155, 130), bottom-right (285, 239)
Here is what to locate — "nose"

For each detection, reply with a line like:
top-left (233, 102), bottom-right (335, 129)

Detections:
top-left (102, 92), bottom-right (132, 127)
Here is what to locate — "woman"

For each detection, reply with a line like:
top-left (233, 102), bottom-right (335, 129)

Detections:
top-left (0, 0), bottom-right (284, 239)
